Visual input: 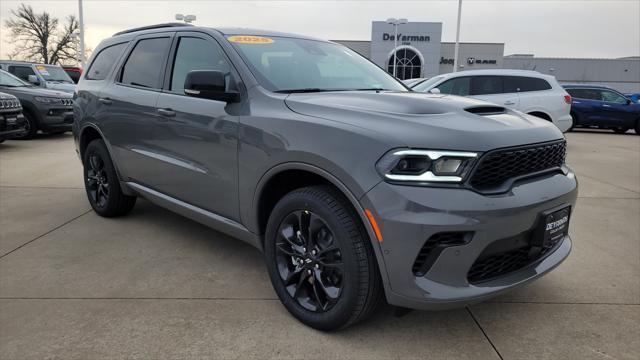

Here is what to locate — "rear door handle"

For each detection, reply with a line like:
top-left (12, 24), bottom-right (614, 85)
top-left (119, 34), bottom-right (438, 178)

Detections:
top-left (157, 108), bottom-right (176, 117)
top-left (602, 104), bottom-right (611, 107)
top-left (573, 101), bottom-right (581, 104)
top-left (98, 98), bottom-right (112, 105)
top-left (504, 100), bottom-right (516, 105)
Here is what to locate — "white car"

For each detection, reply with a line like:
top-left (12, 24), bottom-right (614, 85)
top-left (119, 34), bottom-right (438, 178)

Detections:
top-left (411, 69), bottom-right (573, 132)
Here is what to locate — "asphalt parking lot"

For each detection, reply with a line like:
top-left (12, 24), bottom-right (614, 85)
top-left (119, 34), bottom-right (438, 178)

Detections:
top-left (0, 131), bottom-right (638, 359)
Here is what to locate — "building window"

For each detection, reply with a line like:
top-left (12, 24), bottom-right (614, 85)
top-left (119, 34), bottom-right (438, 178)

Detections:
top-left (388, 48), bottom-right (421, 80)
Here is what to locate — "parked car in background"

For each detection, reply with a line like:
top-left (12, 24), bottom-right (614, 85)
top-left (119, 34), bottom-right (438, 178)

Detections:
top-left (75, 23), bottom-right (577, 330)
top-left (0, 70), bottom-right (74, 139)
top-left (62, 66), bottom-right (83, 84)
top-left (412, 69), bottom-right (573, 132)
top-left (0, 91), bottom-right (26, 143)
top-left (564, 85), bottom-right (640, 134)
top-left (0, 60), bottom-right (76, 93)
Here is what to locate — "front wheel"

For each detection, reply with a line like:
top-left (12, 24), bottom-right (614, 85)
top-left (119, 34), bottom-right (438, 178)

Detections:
top-left (83, 139), bottom-right (136, 217)
top-left (12, 111), bottom-right (38, 140)
top-left (635, 120), bottom-right (640, 135)
top-left (613, 127), bottom-right (629, 134)
top-left (264, 186), bottom-right (382, 330)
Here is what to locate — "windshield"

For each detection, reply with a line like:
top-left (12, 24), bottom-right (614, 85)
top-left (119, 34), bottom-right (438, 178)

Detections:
top-left (412, 76), bottom-right (445, 92)
top-left (36, 65), bottom-right (74, 83)
top-left (228, 36), bottom-right (407, 93)
top-left (0, 70), bottom-right (29, 87)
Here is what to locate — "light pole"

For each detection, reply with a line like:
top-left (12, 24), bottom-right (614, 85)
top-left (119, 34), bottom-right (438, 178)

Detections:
top-left (386, 18), bottom-right (407, 78)
top-left (452, 0), bottom-right (463, 72)
top-left (78, 0), bottom-right (85, 68)
top-left (175, 14), bottom-right (197, 24)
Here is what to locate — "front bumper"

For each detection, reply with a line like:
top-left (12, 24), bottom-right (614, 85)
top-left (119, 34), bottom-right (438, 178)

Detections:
top-left (0, 112), bottom-right (26, 140)
top-left (555, 114), bottom-right (573, 133)
top-left (37, 106), bottom-right (74, 132)
top-left (361, 170), bottom-right (578, 310)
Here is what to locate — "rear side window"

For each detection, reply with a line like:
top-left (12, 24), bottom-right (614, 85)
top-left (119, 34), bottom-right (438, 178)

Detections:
top-left (8, 66), bottom-right (35, 82)
top-left (86, 43), bottom-right (126, 80)
top-left (511, 76), bottom-right (552, 92)
top-left (566, 88), bottom-right (599, 100)
top-left (599, 90), bottom-right (627, 104)
top-left (120, 37), bottom-right (171, 89)
top-left (170, 37), bottom-right (231, 94)
top-left (437, 77), bottom-right (471, 96)
top-left (471, 76), bottom-right (504, 95)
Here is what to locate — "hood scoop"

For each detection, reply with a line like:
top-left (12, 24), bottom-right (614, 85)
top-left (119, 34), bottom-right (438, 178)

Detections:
top-left (465, 106), bottom-right (506, 116)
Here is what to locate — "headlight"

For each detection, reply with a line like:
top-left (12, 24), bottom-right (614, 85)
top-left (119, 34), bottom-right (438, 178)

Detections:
top-left (34, 96), bottom-right (63, 104)
top-left (377, 149), bottom-right (479, 183)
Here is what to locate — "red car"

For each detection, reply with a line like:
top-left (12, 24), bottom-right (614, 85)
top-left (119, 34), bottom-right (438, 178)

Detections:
top-left (62, 66), bottom-right (82, 84)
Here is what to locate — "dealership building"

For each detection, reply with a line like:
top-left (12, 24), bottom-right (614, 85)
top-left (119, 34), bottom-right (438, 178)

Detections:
top-left (334, 21), bottom-right (640, 93)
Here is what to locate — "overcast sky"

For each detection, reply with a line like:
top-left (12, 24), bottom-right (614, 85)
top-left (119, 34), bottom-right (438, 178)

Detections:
top-left (1, 0), bottom-right (639, 61)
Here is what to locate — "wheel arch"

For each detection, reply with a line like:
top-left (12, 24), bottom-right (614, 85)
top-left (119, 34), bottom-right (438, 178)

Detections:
top-left (251, 162), bottom-right (391, 289)
top-left (78, 123), bottom-right (134, 195)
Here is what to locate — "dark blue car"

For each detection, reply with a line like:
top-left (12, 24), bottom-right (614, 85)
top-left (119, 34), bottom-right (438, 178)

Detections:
top-left (563, 85), bottom-right (639, 134)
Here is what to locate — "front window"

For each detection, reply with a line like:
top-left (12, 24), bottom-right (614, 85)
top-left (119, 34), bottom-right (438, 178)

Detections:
top-left (0, 70), bottom-right (30, 87)
top-left (228, 36), bottom-right (407, 92)
top-left (35, 65), bottom-right (74, 83)
top-left (599, 90), bottom-right (627, 104)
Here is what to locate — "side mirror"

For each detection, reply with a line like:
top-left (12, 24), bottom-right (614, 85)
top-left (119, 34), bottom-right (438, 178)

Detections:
top-left (429, 87), bottom-right (441, 94)
top-left (626, 98), bottom-right (631, 105)
top-left (27, 75), bottom-right (39, 85)
top-left (184, 70), bottom-right (240, 103)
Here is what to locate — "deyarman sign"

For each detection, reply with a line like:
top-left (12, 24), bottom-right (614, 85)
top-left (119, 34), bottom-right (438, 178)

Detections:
top-left (382, 33), bottom-right (431, 42)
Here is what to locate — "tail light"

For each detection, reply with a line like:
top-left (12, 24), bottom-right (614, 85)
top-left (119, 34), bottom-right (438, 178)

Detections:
top-left (564, 95), bottom-right (572, 104)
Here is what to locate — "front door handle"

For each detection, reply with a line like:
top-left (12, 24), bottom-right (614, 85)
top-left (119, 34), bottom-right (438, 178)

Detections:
top-left (504, 100), bottom-right (516, 105)
top-left (98, 98), bottom-right (112, 105)
top-left (157, 108), bottom-right (176, 117)
top-left (602, 104), bottom-right (611, 108)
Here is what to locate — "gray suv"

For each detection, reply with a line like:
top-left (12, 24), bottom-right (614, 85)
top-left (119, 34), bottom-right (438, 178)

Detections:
top-left (0, 70), bottom-right (74, 138)
top-left (74, 24), bottom-right (578, 330)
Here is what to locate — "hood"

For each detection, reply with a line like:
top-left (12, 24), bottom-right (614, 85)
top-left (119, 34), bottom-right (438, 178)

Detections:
top-left (0, 85), bottom-right (73, 99)
top-left (284, 91), bottom-right (564, 151)
top-left (45, 82), bottom-right (76, 93)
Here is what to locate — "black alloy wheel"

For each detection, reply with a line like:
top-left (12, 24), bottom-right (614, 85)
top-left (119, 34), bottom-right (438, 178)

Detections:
top-left (265, 186), bottom-right (383, 330)
top-left (275, 210), bottom-right (344, 312)
top-left (86, 153), bottom-right (110, 208)
top-left (82, 139), bottom-right (136, 217)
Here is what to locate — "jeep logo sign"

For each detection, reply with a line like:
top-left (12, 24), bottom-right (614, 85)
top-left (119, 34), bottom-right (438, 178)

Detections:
top-left (382, 33), bottom-right (430, 42)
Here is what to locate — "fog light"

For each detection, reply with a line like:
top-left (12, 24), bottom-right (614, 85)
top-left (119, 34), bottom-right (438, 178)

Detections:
top-left (433, 158), bottom-right (463, 175)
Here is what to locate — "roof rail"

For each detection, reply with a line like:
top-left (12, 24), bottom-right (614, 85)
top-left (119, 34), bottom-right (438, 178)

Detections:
top-left (113, 23), bottom-right (193, 36)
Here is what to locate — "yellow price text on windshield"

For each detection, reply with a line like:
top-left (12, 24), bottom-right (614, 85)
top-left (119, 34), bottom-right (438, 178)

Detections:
top-left (227, 36), bottom-right (274, 44)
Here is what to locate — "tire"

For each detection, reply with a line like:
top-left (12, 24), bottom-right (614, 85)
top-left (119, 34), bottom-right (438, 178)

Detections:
top-left (12, 111), bottom-right (38, 140)
top-left (613, 127), bottom-right (629, 134)
top-left (83, 139), bottom-right (136, 217)
top-left (264, 185), bottom-right (383, 330)
top-left (635, 120), bottom-right (640, 135)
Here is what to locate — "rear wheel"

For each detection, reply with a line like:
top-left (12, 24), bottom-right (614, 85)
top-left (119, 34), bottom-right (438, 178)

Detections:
top-left (264, 186), bottom-right (382, 330)
top-left (83, 139), bottom-right (136, 217)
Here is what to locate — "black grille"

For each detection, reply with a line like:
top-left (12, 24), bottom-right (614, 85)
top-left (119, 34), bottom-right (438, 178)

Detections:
top-left (470, 140), bottom-right (566, 191)
top-left (413, 232), bottom-right (469, 276)
top-left (467, 247), bottom-right (530, 283)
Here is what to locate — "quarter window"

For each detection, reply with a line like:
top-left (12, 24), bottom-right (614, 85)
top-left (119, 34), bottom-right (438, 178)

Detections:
top-left (437, 77), bottom-right (471, 96)
top-left (170, 37), bottom-right (231, 94)
top-left (120, 37), bottom-right (171, 89)
top-left (86, 43), bottom-right (127, 80)
top-left (512, 76), bottom-right (552, 92)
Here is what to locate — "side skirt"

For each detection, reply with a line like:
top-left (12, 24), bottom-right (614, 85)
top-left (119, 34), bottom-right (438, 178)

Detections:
top-left (126, 182), bottom-right (261, 250)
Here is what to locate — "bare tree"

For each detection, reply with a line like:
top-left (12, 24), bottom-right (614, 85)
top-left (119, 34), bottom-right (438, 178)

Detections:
top-left (4, 4), bottom-right (80, 65)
